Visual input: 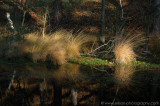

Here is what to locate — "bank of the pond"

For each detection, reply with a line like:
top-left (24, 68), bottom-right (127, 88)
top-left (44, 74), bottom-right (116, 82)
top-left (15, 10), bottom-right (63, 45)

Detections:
top-left (0, 56), bottom-right (160, 69)
top-left (67, 57), bottom-right (160, 69)
top-left (0, 57), bottom-right (36, 65)
top-left (67, 57), bottom-right (114, 66)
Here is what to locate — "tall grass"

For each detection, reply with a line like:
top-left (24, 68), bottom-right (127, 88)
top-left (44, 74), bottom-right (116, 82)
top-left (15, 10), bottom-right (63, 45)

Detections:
top-left (21, 30), bottom-right (96, 65)
top-left (114, 30), bottom-right (145, 64)
top-left (64, 31), bottom-right (97, 58)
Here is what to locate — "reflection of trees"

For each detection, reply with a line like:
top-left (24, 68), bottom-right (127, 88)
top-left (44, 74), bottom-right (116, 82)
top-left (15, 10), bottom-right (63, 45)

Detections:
top-left (0, 64), bottom-right (102, 105)
top-left (0, 64), bottom-right (160, 105)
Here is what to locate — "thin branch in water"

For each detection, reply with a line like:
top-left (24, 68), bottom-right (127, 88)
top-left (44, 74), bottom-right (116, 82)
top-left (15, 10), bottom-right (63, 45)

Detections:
top-left (92, 67), bottom-right (111, 76)
top-left (111, 86), bottom-right (119, 106)
top-left (8, 70), bottom-right (16, 91)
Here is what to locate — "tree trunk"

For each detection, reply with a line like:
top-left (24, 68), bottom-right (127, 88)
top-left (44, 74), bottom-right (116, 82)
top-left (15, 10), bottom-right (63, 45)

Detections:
top-left (100, 0), bottom-right (106, 43)
top-left (153, 0), bottom-right (160, 35)
top-left (52, 0), bottom-right (62, 31)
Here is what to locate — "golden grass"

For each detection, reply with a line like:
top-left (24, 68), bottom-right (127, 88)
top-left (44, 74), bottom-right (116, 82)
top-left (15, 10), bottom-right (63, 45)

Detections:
top-left (0, 29), bottom-right (96, 64)
top-left (64, 31), bottom-right (97, 58)
top-left (21, 30), bottom-right (96, 65)
top-left (21, 31), bottom-right (66, 64)
top-left (114, 31), bottom-right (145, 64)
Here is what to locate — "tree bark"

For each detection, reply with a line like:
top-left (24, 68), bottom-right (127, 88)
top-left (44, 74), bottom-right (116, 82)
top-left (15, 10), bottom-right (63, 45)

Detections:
top-left (100, 0), bottom-right (106, 43)
top-left (153, 0), bottom-right (160, 35)
top-left (52, 0), bottom-right (62, 31)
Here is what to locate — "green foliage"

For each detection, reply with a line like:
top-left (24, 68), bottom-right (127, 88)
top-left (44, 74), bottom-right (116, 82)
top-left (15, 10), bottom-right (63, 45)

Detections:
top-left (68, 57), bottom-right (160, 69)
top-left (68, 56), bottom-right (114, 66)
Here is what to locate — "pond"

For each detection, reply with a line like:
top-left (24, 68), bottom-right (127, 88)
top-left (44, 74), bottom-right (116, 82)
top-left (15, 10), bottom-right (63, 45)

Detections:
top-left (0, 63), bottom-right (160, 105)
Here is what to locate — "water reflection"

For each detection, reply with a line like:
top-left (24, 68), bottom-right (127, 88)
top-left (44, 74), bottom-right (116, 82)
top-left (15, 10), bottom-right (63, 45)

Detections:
top-left (0, 63), bottom-right (160, 105)
top-left (53, 64), bottom-right (82, 83)
top-left (115, 65), bottom-right (135, 87)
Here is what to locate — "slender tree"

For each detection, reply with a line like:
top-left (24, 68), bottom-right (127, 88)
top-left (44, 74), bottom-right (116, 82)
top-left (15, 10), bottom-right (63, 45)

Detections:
top-left (52, 0), bottom-right (62, 31)
top-left (100, 0), bottom-right (106, 43)
top-left (153, 0), bottom-right (160, 35)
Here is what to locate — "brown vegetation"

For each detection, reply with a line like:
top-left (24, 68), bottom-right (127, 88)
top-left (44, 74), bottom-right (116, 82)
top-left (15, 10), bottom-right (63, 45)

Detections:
top-left (114, 31), bottom-right (145, 64)
top-left (20, 30), bottom-right (97, 65)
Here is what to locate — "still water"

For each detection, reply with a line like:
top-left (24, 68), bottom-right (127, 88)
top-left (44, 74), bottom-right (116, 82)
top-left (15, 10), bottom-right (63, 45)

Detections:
top-left (0, 63), bottom-right (159, 105)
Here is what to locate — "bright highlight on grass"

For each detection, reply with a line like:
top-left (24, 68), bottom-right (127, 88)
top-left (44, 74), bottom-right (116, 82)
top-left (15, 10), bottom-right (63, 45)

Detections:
top-left (20, 30), bottom-right (96, 65)
top-left (114, 30), bottom-right (145, 64)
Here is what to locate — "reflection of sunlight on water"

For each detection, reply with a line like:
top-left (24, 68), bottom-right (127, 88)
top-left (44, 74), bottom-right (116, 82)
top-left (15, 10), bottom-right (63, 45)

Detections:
top-left (1, 63), bottom-right (160, 105)
top-left (53, 64), bottom-right (82, 82)
top-left (115, 65), bottom-right (135, 87)
top-left (40, 78), bottom-right (47, 92)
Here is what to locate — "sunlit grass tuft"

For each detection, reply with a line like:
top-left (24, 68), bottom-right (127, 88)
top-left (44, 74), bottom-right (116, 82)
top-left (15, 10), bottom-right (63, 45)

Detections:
top-left (21, 30), bottom-right (96, 65)
top-left (114, 30), bottom-right (145, 64)
top-left (21, 31), bottom-right (66, 64)
top-left (64, 31), bottom-right (97, 58)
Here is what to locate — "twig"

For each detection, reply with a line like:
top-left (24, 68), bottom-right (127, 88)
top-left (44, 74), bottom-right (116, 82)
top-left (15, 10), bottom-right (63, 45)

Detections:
top-left (90, 39), bottom-right (97, 55)
top-left (92, 67), bottom-right (112, 76)
top-left (22, 10), bottom-right (26, 27)
top-left (87, 39), bottom-right (114, 55)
